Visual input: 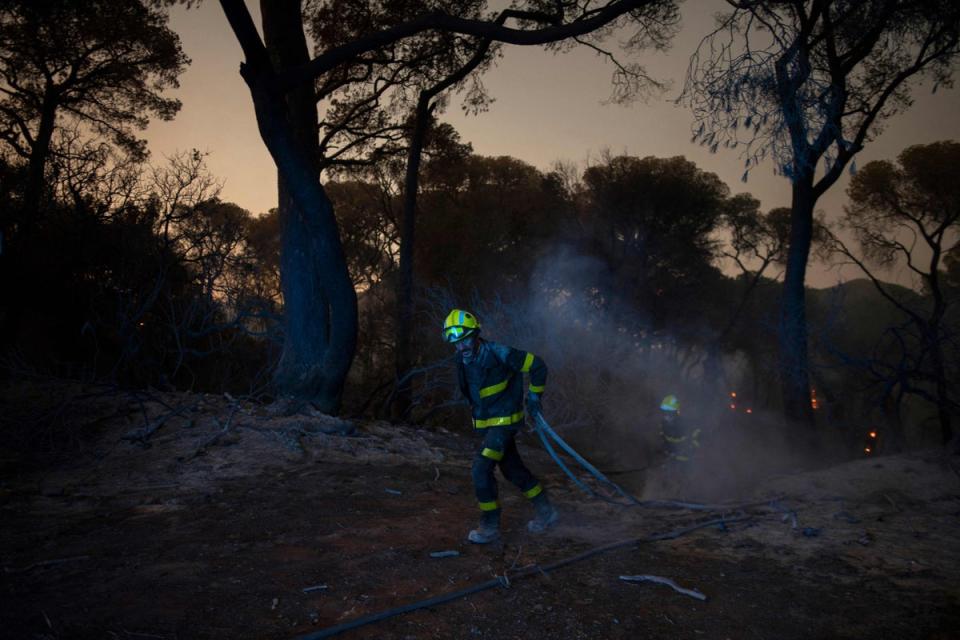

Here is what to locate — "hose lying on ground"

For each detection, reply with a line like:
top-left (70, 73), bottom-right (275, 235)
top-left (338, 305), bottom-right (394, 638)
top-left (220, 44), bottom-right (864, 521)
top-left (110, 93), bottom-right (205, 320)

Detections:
top-left (292, 514), bottom-right (749, 640)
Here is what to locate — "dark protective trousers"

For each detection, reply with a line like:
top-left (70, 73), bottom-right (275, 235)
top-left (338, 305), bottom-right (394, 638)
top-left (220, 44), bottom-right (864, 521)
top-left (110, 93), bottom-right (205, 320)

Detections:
top-left (472, 426), bottom-right (541, 509)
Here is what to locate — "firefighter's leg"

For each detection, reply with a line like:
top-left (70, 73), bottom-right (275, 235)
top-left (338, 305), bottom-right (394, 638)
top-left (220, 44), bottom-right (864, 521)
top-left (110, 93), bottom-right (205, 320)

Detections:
top-left (468, 428), bottom-right (505, 544)
top-left (499, 434), bottom-right (558, 533)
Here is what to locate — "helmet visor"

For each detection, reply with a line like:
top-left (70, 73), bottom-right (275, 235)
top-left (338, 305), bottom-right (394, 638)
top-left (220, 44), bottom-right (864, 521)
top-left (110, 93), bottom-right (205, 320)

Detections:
top-left (443, 326), bottom-right (471, 343)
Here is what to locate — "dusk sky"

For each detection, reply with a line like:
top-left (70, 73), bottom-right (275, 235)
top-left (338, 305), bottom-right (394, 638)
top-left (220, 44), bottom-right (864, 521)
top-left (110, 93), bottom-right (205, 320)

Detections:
top-left (144, 1), bottom-right (960, 288)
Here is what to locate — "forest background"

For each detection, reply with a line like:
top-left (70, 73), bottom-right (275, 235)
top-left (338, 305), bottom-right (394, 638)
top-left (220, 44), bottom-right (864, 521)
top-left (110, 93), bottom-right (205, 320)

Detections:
top-left (2, 0), bottom-right (959, 468)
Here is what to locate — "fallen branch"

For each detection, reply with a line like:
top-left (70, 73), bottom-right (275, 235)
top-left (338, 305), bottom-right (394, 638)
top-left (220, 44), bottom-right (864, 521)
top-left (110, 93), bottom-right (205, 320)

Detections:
top-left (187, 406), bottom-right (239, 459)
top-left (302, 585), bottom-right (328, 593)
top-left (619, 574), bottom-right (707, 601)
top-left (123, 400), bottom-right (201, 445)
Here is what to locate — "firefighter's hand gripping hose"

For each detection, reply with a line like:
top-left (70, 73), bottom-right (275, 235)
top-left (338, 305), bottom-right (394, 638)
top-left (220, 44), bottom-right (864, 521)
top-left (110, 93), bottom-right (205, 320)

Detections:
top-left (532, 412), bottom-right (642, 506)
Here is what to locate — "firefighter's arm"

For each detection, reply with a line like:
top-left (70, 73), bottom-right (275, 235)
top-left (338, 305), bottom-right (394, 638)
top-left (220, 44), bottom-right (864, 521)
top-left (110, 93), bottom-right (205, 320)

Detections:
top-left (505, 347), bottom-right (547, 398)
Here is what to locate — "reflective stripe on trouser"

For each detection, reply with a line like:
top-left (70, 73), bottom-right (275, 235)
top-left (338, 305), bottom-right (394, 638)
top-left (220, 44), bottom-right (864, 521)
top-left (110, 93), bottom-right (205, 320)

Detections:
top-left (472, 426), bottom-right (539, 509)
top-left (474, 412), bottom-right (524, 429)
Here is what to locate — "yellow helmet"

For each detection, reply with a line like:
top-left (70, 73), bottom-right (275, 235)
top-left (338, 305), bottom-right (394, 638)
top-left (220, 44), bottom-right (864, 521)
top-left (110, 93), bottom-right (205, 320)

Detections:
top-left (442, 308), bottom-right (480, 343)
top-left (660, 394), bottom-right (679, 412)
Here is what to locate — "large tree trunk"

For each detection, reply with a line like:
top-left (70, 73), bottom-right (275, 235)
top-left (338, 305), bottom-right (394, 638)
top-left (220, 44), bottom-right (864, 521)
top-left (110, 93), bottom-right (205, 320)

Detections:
top-left (2, 91), bottom-right (57, 359)
top-left (393, 94), bottom-right (431, 420)
top-left (779, 177), bottom-right (816, 431)
top-left (258, 0), bottom-right (358, 413)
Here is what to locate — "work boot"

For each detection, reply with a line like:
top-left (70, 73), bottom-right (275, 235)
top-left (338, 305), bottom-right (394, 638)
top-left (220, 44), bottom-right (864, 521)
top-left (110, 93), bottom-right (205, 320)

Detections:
top-left (467, 510), bottom-right (501, 544)
top-left (527, 494), bottom-right (559, 533)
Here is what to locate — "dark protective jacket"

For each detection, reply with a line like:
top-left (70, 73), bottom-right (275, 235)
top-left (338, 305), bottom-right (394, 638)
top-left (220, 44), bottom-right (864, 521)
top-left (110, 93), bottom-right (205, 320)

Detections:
top-left (660, 414), bottom-right (701, 463)
top-left (457, 339), bottom-right (547, 429)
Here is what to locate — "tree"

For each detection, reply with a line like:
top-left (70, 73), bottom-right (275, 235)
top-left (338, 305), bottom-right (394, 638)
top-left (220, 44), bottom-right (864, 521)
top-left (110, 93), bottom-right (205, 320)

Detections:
top-left (683, 0), bottom-right (960, 429)
top-left (0, 0), bottom-right (188, 226)
top-left (0, 0), bottom-right (188, 355)
top-left (419, 154), bottom-right (567, 290)
top-left (579, 154), bottom-right (728, 333)
top-left (827, 141), bottom-right (960, 447)
top-left (217, 0), bottom-right (680, 413)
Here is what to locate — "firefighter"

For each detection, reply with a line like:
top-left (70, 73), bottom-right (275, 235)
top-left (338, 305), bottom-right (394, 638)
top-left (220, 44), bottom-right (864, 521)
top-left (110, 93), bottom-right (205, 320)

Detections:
top-left (659, 394), bottom-right (701, 464)
top-left (443, 308), bottom-right (558, 544)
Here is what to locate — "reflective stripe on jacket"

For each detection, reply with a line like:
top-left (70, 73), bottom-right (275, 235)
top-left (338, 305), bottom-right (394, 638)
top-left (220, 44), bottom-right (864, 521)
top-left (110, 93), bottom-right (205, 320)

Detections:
top-left (661, 415), bottom-right (701, 462)
top-left (457, 340), bottom-right (547, 429)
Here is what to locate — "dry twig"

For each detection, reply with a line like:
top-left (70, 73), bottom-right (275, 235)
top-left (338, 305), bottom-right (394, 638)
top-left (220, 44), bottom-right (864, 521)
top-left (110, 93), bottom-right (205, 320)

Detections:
top-left (619, 574), bottom-right (707, 601)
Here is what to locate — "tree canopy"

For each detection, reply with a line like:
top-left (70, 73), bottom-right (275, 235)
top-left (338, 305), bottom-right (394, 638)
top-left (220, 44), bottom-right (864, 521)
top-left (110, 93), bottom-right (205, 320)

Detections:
top-left (0, 0), bottom-right (188, 221)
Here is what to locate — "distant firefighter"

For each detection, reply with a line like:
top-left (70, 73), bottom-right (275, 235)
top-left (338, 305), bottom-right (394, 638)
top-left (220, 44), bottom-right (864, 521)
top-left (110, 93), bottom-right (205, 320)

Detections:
top-left (659, 394), bottom-right (701, 464)
top-left (442, 308), bottom-right (558, 544)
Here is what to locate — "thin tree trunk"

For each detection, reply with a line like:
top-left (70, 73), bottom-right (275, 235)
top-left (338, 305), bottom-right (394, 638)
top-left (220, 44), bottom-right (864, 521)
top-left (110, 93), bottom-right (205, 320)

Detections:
top-left (23, 93), bottom-right (57, 222)
top-left (883, 385), bottom-right (906, 454)
top-left (779, 178), bottom-right (816, 431)
top-left (928, 320), bottom-right (953, 446)
top-left (394, 93), bottom-right (431, 420)
top-left (924, 243), bottom-right (954, 446)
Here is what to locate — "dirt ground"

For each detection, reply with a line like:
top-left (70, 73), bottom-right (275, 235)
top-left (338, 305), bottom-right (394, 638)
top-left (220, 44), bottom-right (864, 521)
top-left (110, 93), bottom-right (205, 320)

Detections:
top-left (2, 382), bottom-right (959, 640)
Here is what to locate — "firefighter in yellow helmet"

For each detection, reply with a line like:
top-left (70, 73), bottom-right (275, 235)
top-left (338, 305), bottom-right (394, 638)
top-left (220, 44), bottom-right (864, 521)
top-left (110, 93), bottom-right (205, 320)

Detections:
top-left (442, 309), bottom-right (558, 544)
top-left (659, 394), bottom-right (701, 464)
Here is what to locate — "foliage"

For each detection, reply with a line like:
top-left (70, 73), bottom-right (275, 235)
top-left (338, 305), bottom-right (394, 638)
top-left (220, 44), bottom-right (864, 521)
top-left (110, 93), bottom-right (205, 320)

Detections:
top-left (0, 0), bottom-right (188, 162)
top-left (575, 154), bottom-right (730, 334)
top-left (0, 149), bottom-right (280, 393)
top-left (844, 141), bottom-right (960, 278)
top-left (305, 0), bottom-right (494, 172)
top-left (683, 0), bottom-right (960, 184)
top-left (825, 141), bottom-right (960, 445)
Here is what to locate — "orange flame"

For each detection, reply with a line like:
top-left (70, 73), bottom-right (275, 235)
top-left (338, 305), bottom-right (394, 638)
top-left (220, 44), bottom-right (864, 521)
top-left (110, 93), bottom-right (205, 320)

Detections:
top-left (869, 431), bottom-right (877, 438)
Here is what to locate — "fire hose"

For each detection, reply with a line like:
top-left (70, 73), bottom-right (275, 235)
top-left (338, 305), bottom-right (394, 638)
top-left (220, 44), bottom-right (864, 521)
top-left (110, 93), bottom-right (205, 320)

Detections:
top-left (532, 412), bottom-right (642, 506)
top-left (532, 413), bottom-right (745, 512)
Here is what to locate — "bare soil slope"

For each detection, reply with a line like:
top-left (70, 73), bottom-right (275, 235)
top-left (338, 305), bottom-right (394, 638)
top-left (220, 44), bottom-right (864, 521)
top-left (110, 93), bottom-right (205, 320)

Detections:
top-left (2, 383), bottom-right (959, 640)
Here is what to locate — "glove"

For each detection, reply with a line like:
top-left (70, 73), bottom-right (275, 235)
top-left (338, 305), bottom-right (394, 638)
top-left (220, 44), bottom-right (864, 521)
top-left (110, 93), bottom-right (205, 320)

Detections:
top-left (526, 392), bottom-right (543, 418)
